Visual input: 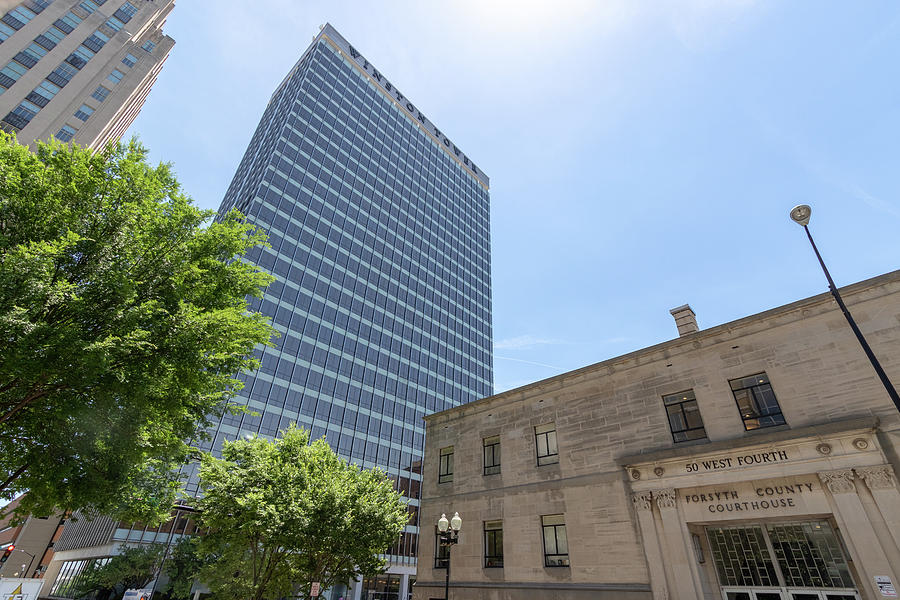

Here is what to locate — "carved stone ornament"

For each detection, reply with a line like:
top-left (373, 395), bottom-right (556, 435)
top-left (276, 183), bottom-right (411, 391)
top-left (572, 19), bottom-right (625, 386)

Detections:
top-left (818, 469), bottom-right (855, 494)
top-left (656, 488), bottom-right (677, 509)
top-left (852, 438), bottom-right (869, 450)
top-left (631, 469), bottom-right (641, 480)
top-left (654, 466), bottom-right (665, 477)
top-left (632, 492), bottom-right (653, 511)
top-left (856, 465), bottom-right (897, 490)
top-left (816, 443), bottom-right (832, 455)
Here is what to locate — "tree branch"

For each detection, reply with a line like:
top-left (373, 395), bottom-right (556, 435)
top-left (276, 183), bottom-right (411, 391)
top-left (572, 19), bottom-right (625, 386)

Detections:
top-left (0, 386), bottom-right (51, 426)
top-left (0, 463), bottom-right (28, 494)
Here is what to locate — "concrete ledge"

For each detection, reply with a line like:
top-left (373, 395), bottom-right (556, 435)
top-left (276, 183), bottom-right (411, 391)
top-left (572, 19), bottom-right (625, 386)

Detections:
top-left (414, 580), bottom-right (651, 591)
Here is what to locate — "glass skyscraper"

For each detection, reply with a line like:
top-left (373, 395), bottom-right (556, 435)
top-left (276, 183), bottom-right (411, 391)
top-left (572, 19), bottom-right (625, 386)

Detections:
top-left (207, 23), bottom-right (492, 599)
top-left (44, 22), bottom-right (490, 600)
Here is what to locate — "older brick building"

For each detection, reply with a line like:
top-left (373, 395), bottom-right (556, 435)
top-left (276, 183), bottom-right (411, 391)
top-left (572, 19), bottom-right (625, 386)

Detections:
top-left (417, 270), bottom-right (900, 600)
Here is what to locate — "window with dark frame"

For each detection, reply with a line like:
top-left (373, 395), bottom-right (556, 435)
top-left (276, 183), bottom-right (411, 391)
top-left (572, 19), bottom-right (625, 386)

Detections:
top-left (541, 514), bottom-right (569, 567)
top-left (484, 520), bottom-right (503, 567)
top-left (483, 435), bottom-right (500, 475)
top-left (535, 423), bottom-right (558, 466)
top-left (438, 446), bottom-right (453, 483)
top-left (730, 372), bottom-right (786, 430)
top-left (662, 389), bottom-right (707, 443)
top-left (434, 528), bottom-right (449, 569)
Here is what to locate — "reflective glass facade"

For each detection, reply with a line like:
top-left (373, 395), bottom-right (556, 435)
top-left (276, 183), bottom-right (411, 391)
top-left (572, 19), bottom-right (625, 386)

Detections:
top-left (205, 25), bottom-right (492, 566)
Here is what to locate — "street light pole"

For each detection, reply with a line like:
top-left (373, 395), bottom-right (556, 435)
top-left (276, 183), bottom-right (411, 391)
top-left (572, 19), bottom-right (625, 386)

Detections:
top-left (436, 512), bottom-right (462, 600)
top-left (149, 503), bottom-right (201, 598)
top-left (1, 544), bottom-right (36, 578)
top-left (789, 205), bottom-right (900, 414)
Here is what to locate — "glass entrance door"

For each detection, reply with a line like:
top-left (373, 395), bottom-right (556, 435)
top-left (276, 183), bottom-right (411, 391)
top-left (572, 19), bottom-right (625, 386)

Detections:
top-left (708, 522), bottom-right (858, 600)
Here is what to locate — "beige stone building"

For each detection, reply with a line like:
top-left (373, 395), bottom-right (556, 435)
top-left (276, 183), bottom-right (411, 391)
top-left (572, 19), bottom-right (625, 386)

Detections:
top-left (0, 0), bottom-right (174, 149)
top-left (416, 271), bottom-right (900, 600)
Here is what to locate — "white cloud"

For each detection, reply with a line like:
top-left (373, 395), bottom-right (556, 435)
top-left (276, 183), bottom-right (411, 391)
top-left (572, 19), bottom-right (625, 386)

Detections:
top-left (495, 355), bottom-right (563, 370)
top-left (494, 335), bottom-right (563, 350)
top-left (664, 0), bottom-right (762, 50)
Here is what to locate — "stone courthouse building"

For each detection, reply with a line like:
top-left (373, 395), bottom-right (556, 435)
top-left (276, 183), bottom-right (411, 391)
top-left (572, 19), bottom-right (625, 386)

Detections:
top-left (415, 270), bottom-right (900, 600)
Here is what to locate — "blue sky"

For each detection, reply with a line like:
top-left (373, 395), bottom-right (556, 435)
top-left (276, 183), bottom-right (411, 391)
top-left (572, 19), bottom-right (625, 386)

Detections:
top-left (129, 1), bottom-right (900, 394)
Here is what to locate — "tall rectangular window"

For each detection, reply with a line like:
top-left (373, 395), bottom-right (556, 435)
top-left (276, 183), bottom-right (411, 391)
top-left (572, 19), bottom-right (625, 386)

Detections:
top-left (484, 521), bottom-right (503, 568)
top-left (730, 373), bottom-right (785, 431)
top-left (121, 52), bottom-right (137, 68)
top-left (662, 390), bottom-right (707, 443)
top-left (73, 103), bottom-right (93, 121)
top-left (91, 85), bottom-right (110, 102)
top-left (112, 1), bottom-right (137, 23)
top-left (542, 515), bottom-right (569, 567)
top-left (438, 446), bottom-right (453, 483)
top-left (535, 423), bottom-right (558, 466)
top-left (56, 125), bottom-right (76, 142)
top-left (434, 528), bottom-right (449, 568)
top-left (483, 435), bottom-right (500, 475)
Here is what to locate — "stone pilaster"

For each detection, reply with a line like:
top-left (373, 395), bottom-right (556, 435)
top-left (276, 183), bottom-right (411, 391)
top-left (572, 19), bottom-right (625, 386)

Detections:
top-left (818, 469), bottom-right (855, 494)
top-left (631, 492), bottom-right (668, 600)
top-left (819, 469), bottom-right (900, 600)
top-left (654, 489), bottom-right (701, 600)
top-left (655, 489), bottom-right (676, 510)
top-left (856, 465), bottom-right (900, 554)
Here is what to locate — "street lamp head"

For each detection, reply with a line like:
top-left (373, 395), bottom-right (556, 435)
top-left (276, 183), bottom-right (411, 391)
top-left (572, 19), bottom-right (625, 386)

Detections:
top-left (437, 513), bottom-right (449, 533)
top-left (450, 512), bottom-right (462, 532)
top-left (790, 204), bottom-right (812, 226)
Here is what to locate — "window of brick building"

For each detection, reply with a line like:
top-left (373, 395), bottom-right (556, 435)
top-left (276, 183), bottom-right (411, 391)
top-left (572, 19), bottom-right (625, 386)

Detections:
top-left (484, 521), bottom-right (503, 567)
top-left (535, 423), bottom-right (558, 466)
top-left (483, 435), bottom-right (500, 475)
top-left (663, 389), bottom-right (707, 442)
top-left (438, 446), bottom-right (453, 483)
top-left (434, 528), bottom-right (449, 568)
top-left (541, 514), bottom-right (569, 567)
top-left (730, 373), bottom-right (786, 430)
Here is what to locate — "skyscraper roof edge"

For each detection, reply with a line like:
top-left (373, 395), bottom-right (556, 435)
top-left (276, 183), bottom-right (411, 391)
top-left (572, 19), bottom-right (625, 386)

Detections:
top-left (274, 22), bottom-right (489, 189)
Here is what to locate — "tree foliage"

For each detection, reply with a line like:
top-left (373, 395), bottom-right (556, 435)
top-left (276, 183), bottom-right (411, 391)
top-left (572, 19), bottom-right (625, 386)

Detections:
top-left (0, 134), bottom-right (273, 523)
top-left (162, 536), bottom-right (206, 600)
top-left (192, 426), bottom-right (409, 600)
top-left (70, 544), bottom-right (163, 600)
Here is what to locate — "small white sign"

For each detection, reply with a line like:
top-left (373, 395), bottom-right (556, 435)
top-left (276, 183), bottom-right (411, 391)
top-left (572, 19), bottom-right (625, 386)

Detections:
top-left (311, 581), bottom-right (320, 597)
top-left (876, 576), bottom-right (898, 598)
top-left (0, 578), bottom-right (43, 600)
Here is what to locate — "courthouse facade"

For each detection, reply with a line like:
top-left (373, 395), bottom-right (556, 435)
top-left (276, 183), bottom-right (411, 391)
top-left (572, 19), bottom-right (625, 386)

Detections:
top-left (417, 271), bottom-right (900, 600)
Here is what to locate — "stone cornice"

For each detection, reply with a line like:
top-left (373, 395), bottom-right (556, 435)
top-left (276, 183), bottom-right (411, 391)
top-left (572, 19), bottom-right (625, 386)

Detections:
top-left (617, 417), bottom-right (877, 468)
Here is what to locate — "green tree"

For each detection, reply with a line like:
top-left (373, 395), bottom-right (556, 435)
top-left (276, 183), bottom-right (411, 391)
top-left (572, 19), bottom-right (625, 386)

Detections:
top-left (0, 134), bottom-right (273, 523)
top-left (70, 544), bottom-right (163, 600)
top-left (163, 536), bottom-right (208, 600)
top-left (192, 426), bottom-right (409, 600)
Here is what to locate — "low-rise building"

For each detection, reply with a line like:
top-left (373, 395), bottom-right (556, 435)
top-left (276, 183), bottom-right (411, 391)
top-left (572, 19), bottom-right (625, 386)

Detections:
top-left (0, 496), bottom-right (66, 580)
top-left (416, 270), bottom-right (900, 600)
